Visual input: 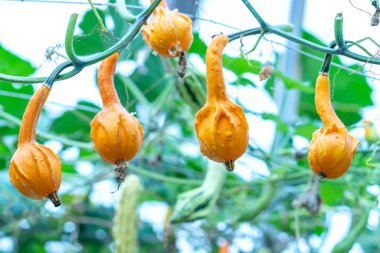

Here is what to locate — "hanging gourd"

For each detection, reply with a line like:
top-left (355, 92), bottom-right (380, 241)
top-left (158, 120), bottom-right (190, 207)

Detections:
top-left (141, 0), bottom-right (193, 58)
top-left (194, 34), bottom-right (249, 171)
top-left (308, 54), bottom-right (359, 179)
top-left (90, 53), bottom-right (144, 182)
top-left (9, 85), bottom-right (62, 207)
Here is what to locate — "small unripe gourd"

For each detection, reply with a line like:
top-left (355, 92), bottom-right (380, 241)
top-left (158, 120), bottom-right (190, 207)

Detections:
top-left (194, 34), bottom-right (249, 171)
top-left (90, 53), bottom-right (143, 181)
top-left (112, 174), bottom-right (143, 253)
top-left (308, 73), bottom-right (359, 179)
top-left (9, 85), bottom-right (61, 207)
top-left (141, 0), bottom-right (193, 58)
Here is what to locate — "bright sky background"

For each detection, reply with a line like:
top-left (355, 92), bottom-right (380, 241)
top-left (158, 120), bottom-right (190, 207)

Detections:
top-left (1, 0), bottom-right (380, 252)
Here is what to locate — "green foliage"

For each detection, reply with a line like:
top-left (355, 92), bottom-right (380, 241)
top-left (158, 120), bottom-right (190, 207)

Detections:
top-left (50, 101), bottom-right (98, 142)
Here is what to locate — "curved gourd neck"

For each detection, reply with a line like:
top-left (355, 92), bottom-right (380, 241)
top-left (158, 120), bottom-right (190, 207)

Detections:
top-left (18, 85), bottom-right (50, 145)
top-left (98, 52), bottom-right (121, 107)
top-left (316, 54), bottom-right (344, 128)
top-left (206, 34), bottom-right (229, 102)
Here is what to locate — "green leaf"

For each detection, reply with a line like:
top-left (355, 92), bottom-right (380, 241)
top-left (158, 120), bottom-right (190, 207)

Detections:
top-left (223, 55), bottom-right (261, 76)
top-left (0, 83), bottom-right (34, 118)
top-left (50, 101), bottom-right (98, 142)
top-left (0, 45), bottom-right (35, 76)
top-left (320, 181), bottom-right (344, 205)
top-left (232, 77), bottom-right (256, 87)
top-left (74, 9), bottom-right (112, 56)
top-left (129, 53), bottom-right (168, 103)
top-left (0, 45), bottom-right (35, 118)
top-left (273, 71), bottom-right (314, 93)
top-left (294, 123), bottom-right (319, 140)
top-left (188, 33), bottom-right (207, 58)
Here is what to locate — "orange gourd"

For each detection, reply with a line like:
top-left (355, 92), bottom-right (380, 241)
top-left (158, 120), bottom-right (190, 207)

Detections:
top-left (308, 60), bottom-right (359, 179)
top-left (90, 53), bottom-right (143, 182)
top-left (9, 85), bottom-right (62, 207)
top-left (194, 34), bottom-right (249, 171)
top-left (141, 0), bottom-right (193, 58)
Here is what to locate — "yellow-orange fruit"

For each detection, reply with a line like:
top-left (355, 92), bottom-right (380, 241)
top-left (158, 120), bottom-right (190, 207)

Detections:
top-left (141, 0), bottom-right (193, 58)
top-left (90, 53), bottom-right (143, 169)
top-left (194, 34), bottom-right (249, 172)
top-left (9, 85), bottom-right (61, 206)
top-left (308, 73), bottom-right (359, 179)
top-left (91, 103), bottom-right (143, 164)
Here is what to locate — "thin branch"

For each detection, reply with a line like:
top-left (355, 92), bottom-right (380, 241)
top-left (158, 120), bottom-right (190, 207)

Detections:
top-left (87, 0), bottom-right (108, 33)
top-left (237, 0), bottom-right (380, 65)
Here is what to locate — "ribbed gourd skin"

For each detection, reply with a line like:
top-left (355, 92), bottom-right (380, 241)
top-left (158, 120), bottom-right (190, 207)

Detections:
top-left (141, 4), bottom-right (193, 58)
top-left (90, 103), bottom-right (143, 165)
top-left (9, 143), bottom-right (61, 200)
top-left (194, 34), bottom-right (249, 171)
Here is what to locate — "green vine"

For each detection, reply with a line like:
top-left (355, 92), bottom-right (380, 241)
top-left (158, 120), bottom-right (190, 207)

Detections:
top-left (0, 0), bottom-right (163, 84)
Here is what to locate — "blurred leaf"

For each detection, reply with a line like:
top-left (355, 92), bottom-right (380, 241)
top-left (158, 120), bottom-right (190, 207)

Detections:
top-left (0, 83), bottom-right (34, 118)
top-left (0, 45), bottom-right (35, 76)
top-left (50, 101), bottom-right (98, 142)
top-left (74, 9), bottom-right (113, 56)
top-left (129, 53), bottom-right (168, 103)
top-left (0, 45), bottom-right (35, 118)
top-left (294, 123), bottom-right (319, 140)
top-left (223, 55), bottom-right (261, 76)
top-left (273, 71), bottom-right (314, 93)
top-left (232, 76), bottom-right (256, 87)
top-left (320, 181), bottom-right (344, 205)
top-left (188, 33), bottom-right (207, 58)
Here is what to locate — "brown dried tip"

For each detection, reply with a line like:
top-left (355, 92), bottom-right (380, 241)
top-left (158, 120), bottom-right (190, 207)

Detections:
top-left (224, 160), bottom-right (235, 172)
top-left (115, 163), bottom-right (128, 184)
top-left (259, 64), bottom-right (273, 81)
top-left (48, 192), bottom-right (61, 207)
top-left (318, 171), bottom-right (327, 180)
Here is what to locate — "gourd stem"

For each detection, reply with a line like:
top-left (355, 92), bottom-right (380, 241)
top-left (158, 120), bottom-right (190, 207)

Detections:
top-left (320, 54), bottom-right (333, 74)
top-left (48, 192), bottom-right (61, 207)
top-left (241, 0), bottom-right (268, 30)
top-left (97, 53), bottom-right (121, 107)
top-left (18, 85), bottom-right (51, 145)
